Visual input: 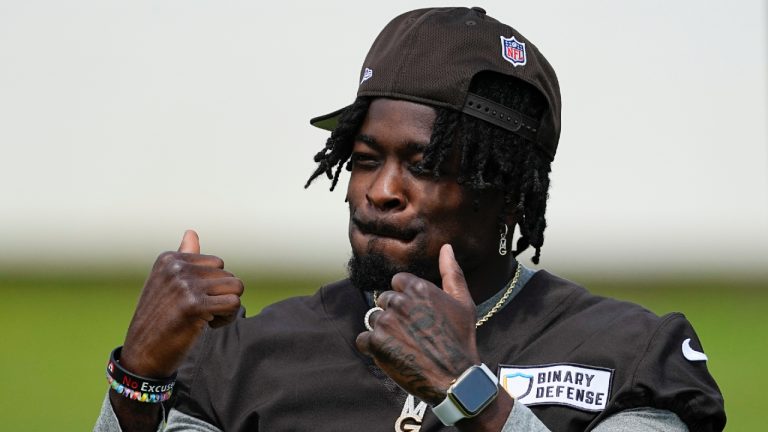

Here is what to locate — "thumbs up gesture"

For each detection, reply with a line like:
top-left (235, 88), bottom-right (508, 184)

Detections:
top-left (355, 244), bottom-right (481, 405)
top-left (118, 230), bottom-right (244, 379)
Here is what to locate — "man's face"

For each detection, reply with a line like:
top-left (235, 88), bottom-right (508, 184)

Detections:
top-left (346, 98), bottom-right (505, 291)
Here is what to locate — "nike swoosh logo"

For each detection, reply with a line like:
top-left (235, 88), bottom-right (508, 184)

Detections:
top-left (682, 338), bottom-right (708, 362)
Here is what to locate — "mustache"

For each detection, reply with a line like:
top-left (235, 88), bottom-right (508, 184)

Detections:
top-left (351, 213), bottom-right (425, 241)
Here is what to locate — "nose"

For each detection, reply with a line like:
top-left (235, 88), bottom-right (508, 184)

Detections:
top-left (366, 161), bottom-right (407, 212)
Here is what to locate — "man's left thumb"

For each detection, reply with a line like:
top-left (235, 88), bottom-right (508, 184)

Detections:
top-left (439, 244), bottom-right (474, 306)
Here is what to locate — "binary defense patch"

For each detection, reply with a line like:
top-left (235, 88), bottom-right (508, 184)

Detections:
top-left (498, 363), bottom-right (614, 411)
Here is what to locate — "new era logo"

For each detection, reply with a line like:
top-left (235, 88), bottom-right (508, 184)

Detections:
top-left (360, 67), bottom-right (373, 84)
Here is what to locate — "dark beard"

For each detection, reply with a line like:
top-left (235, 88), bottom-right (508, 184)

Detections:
top-left (347, 250), bottom-right (437, 294)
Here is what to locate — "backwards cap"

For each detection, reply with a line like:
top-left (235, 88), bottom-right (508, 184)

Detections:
top-left (310, 7), bottom-right (562, 161)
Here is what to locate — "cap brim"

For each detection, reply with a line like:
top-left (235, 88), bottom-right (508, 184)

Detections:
top-left (309, 105), bottom-right (350, 132)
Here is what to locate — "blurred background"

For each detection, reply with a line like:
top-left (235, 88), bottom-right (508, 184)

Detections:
top-left (0, 0), bottom-right (765, 429)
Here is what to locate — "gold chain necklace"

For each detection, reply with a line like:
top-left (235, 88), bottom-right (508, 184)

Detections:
top-left (373, 262), bottom-right (521, 328)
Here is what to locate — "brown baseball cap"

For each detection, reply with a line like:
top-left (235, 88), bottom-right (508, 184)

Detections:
top-left (310, 7), bottom-right (562, 161)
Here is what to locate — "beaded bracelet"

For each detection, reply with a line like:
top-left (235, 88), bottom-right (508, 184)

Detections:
top-left (106, 346), bottom-right (176, 403)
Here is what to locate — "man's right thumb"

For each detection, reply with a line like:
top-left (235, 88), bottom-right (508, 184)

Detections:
top-left (178, 229), bottom-right (200, 254)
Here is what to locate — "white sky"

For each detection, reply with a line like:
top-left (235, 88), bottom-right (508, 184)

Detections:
top-left (0, 0), bottom-right (766, 275)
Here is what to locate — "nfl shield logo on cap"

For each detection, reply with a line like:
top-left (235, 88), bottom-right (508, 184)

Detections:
top-left (500, 36), bottom-right (527, 66)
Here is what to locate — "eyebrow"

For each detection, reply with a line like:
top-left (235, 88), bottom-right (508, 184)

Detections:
top-left (355, 134), bottom-right (380, 149)
top-left (354, 134), bottom-right (429, 154)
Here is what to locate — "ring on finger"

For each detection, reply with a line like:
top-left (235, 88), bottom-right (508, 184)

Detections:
top-left (364, 307), bottom-right (383, 331)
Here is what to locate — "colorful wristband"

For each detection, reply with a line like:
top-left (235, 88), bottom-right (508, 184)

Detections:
top-left (106, 346), bottom-right (176, 403)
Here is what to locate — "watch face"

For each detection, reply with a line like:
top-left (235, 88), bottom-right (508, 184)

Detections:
top-left (452, 367), bottom-right (499, 414)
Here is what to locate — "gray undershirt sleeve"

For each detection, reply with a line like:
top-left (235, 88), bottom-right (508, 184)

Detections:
top-left (591, 407), bottom-right (688, 432)
top-left (501, 400), bottom-right (552, 432)
top-left (500, 402), bottom-right (689, 432)
top-left (93, 393), bottom-right (125, 432)
top-left (165, 409), bottom-right (223, 432)
top-left (93, 393), bottom-right (222, 432)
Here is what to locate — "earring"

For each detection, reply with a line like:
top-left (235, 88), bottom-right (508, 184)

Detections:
top-left (498, 224), bottom-right (508, 256)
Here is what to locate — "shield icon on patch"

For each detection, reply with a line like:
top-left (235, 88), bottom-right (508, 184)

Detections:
top-left (500, 36), bottom-right (527, 67)
top-left (502, 372), bottom-right (534, 400)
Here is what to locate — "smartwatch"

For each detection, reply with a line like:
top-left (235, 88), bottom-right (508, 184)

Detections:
top-left (432, 363), bottom-right (499, 426)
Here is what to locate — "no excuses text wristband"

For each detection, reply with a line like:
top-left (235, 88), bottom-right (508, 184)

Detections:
top-left (106, 346), bottom-right (177, 403)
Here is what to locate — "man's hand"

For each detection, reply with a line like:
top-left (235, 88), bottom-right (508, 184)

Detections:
top-left (107, 230), bottom-right (243, 432)
top-left (119, 230), bottom-right (244, 378)
top-left (355, 244), bottom-right (480, 404)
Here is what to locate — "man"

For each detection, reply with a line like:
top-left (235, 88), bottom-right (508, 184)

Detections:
top-left (95, 7), bottom-right (725, 432)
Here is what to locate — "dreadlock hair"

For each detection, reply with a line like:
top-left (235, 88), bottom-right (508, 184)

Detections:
top-left (305, 71), bottom-right (552, 264)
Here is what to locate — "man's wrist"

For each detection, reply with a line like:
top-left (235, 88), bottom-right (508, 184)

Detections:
top-left (107, 346), bottom-right (177, 404)
top-left (455, 389), bottom-right (515, 432)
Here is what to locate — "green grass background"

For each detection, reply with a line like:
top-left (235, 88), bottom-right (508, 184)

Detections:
top-left (0, 272), bottom-right (764, 430)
